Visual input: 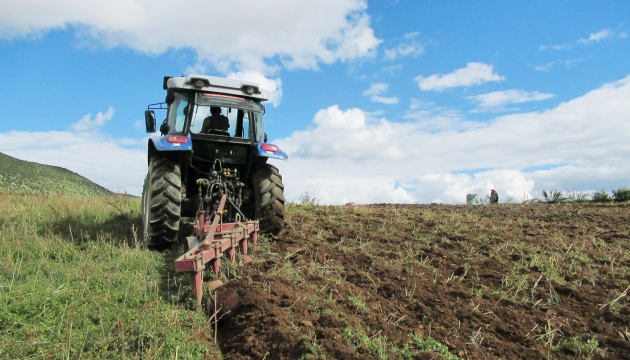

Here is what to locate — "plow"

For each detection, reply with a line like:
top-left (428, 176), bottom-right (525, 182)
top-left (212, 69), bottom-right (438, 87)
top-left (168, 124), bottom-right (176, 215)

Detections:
top-left (175, 193), bottom-right (259, 305)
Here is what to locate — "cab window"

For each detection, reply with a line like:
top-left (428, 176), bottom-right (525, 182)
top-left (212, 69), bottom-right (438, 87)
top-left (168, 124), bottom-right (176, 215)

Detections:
top-left (166, 92), bottom-right (188, 133)
top-left (190, 105), bottom-right (251, 139)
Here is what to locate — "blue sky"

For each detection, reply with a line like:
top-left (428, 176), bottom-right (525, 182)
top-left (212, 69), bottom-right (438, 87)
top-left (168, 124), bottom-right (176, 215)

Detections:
top-left (1, 0), bottom-right (629, 203)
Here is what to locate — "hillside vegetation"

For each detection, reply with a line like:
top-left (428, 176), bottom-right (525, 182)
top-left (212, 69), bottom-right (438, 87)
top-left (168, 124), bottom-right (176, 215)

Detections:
top-left (1, 192), bottom-right (629, 359)
top-left (0, 193), bottom-right (214, 359)
top-left (0, 152), bottom-right (112, 196)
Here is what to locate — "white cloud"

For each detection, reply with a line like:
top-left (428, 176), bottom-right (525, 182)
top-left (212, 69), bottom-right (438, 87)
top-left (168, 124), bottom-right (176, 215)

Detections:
top-left (227, 70), bottom-right (283, 107)
top-left (383, 33), bottom-right (424, 60)
top-left (415, 62), bottom-right (505, 92)
top-left (0, 0), bottom-right (381, 73)
top-left (534, 58), bottom-right (585, 72)
top-left (577, 29), bottom-right (612, 44)
top-left (362, 83), bottom-right (399, 105)
top-left (467, 90), bottom-right (555, 108)
top-left (275, 75), bottom-right (630, 204)
top-left (379, 64), bottom-right (403, 76)
top-left (0, 109), bottom-right (146, 194)
top-left (71, 106), bottom-right (114, 132)
top-left (385, 32), bottom-right (424, 60)
top-left (539, 44), bottom-right (572, 51)
top-left (404, 32), bottom-right (420, 40)
top-left (384, 42), bottom-right (424, 60)
top-left (541, 28), bottom-right (617, 50)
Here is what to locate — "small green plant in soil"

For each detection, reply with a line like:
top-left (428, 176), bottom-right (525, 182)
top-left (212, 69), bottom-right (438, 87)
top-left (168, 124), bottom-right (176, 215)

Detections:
top-left (559, 335), bottom-right (605, 359)
top-left (299, 333), bottom-right (326, 359)
top-left (348, 293), bottom-right (368, 313)
top-left (409, 333), bottom-right (462, 360)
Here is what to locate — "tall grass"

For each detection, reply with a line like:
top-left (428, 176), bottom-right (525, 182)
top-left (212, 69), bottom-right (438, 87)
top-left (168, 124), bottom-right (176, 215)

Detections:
top-left (0, 192), bottom-right (212, 359)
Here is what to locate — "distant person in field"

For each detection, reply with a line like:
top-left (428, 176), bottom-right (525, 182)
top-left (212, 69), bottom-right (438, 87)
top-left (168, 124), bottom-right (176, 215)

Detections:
top-left (201, 107), bottom-right (230, 134)
top-left (490, 189), bottom-right (499, 204)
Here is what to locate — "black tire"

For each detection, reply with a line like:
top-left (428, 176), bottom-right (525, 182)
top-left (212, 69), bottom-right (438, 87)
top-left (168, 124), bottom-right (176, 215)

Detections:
top-left (142, 157), bottom-right (182, 250)
top-left (252, 163), bottom-right (285, 236)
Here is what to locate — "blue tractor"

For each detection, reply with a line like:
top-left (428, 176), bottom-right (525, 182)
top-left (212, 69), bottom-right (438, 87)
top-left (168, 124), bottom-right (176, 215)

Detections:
top-left (142, 75), bottom-right (287, 250)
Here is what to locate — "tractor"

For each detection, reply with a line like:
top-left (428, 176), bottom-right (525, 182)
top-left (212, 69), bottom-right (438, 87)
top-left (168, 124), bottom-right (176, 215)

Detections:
top-left (142, 74), bottom-right (287, 254)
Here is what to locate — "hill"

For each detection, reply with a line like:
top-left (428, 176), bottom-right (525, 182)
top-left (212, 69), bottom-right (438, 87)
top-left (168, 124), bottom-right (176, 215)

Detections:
top-left (0, 152), bottom-right (112, 196)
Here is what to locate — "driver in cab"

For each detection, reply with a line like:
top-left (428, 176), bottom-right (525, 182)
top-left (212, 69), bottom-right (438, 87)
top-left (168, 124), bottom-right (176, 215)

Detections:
top-left (201, 106), bottom-right (230, 134)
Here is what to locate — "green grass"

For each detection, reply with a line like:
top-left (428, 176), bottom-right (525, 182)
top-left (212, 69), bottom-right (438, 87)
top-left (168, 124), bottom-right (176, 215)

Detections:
top-left (0, 152), bottom-right (112, 196)
top-left (0, 193), bottom-right (212, 359)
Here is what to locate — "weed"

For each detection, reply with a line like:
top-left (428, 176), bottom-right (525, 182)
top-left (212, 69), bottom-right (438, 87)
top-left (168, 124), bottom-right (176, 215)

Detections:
top-left (541, 189), bottom-right (568, 203)
top-left (613, 187), bottom-right (630, 202)
top-left (536, 318), bottom-right (565, 349)
top-left (304, 295), bottom-right (323, 316)
top-left (348, 293), bottom-right (368, 314)
top-left (299, 333), bottom-right (326, 359)
top-left (566, 190), bottom-right (591, 202)
top-left (409, 333), bottom-right (462, 360)
top-left (471, 286), bottom-right (484, 298)
top-left (559, 335), bottom-right (605, 359)
top-left (592, 189), bottom-right (612, 203)
top-left (468, 327), bottom-right (485, 348)
top-left (298, 191), bottom-right (319, 205)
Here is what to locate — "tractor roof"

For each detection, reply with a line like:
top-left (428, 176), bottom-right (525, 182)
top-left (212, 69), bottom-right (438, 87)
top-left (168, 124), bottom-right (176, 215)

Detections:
top-left (165, 74), bottom-right (269, 102)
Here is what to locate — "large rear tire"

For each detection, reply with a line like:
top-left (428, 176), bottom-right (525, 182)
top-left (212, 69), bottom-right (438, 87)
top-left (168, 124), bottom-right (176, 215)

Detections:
top-left (252, 163), bottom-right (285, 237)
top-left (142, 157), bottom-right (182, 250)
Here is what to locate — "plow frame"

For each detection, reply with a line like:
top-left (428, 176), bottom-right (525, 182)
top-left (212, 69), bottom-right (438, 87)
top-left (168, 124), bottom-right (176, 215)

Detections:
top-left (175, 194), bottom-right (259, 304)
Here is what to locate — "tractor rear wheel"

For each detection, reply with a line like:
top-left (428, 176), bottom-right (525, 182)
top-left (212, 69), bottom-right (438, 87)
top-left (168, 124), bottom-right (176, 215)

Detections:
top-left (252, 163), bottom-right (285, 237)
top-left (142, 156), bottom-right (182, 250)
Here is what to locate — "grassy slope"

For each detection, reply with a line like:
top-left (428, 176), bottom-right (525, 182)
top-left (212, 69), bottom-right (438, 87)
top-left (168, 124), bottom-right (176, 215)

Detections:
top-left (0, 193), bottom-right (215, 359)
top-left (0, 152), bottom-right (112, 196)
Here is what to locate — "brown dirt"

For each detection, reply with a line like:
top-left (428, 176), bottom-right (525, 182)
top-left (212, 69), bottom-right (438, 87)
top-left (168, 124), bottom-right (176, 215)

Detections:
top-left (209, 203), bottom-right (630, 359)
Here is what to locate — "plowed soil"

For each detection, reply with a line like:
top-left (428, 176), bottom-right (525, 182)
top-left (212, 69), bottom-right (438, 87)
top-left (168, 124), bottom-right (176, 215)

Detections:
top-left (209, 203), bottom-right (630, 359)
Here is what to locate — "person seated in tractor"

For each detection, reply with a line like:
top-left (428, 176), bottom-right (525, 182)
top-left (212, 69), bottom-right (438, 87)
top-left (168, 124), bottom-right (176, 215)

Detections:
top-left (201, 107), bottom-right (230, 134)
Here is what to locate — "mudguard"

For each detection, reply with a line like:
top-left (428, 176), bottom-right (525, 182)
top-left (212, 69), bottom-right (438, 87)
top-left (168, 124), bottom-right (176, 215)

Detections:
top-left (149, 135), bottom-right (193, 152)
top-left (255, 143), bottom-right (288, 161)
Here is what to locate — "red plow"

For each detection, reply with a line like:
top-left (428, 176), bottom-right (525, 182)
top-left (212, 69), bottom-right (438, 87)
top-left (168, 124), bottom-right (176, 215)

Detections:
top-left (174, 194), bottom-right (259, 305)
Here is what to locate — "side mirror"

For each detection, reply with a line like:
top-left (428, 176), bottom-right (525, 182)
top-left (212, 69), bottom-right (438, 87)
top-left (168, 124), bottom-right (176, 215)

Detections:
top-left (264, 133), bottom-right (268, 143)
top-left (144, 110), bottom-right (156, 133)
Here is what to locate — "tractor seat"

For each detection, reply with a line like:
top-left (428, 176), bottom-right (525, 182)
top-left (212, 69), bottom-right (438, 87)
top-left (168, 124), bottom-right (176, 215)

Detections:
top-left (207, 129), bottom-right (231, 137)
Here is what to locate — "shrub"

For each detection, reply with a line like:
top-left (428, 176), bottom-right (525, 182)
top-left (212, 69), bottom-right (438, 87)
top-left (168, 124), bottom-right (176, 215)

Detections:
top-left (298, 191), bottom-right (319, 205)
top-left (542, 189), bottom-right (567, 203)
top-left (566, 190), bottom-right (590, 203)
top-left (613, 187), bottom-right (630, 202)
top-left (592, 189), bottom-right (612, 203)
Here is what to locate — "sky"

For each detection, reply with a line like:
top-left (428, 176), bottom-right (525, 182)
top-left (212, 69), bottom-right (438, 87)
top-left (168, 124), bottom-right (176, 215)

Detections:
top-left (1, 0), bottom-right (629, 204)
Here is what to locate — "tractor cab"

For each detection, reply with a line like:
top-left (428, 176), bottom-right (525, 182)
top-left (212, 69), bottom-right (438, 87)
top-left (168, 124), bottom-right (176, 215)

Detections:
top-left (142, 74), bottom-right (287, 251)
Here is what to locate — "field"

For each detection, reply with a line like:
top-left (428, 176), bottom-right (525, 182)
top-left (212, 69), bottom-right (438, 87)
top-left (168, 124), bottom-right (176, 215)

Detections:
top-left (1, 192), bottom-right (629, 359)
